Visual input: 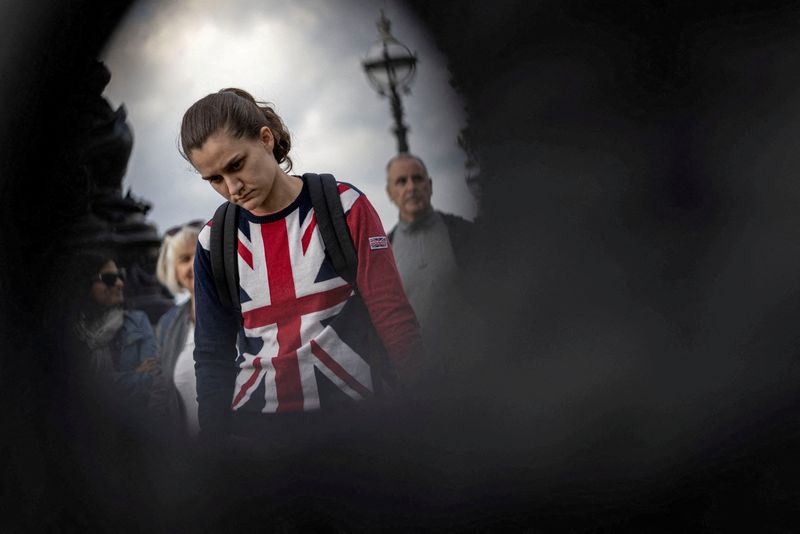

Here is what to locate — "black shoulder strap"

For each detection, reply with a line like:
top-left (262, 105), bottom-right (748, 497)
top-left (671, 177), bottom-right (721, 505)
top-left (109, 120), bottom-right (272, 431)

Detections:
top-left (210, 201), bottom-right (240, 312)
top-left (320, 173), bottom-right (358, 285)
top-left (306, 174), bottom-right (392, 390)
top-left (210, 202), bottom-right (231, 310)
top-left (223, 201), bottom-right (241, 311)
top-left (306, 173), bottom-right (358, 288)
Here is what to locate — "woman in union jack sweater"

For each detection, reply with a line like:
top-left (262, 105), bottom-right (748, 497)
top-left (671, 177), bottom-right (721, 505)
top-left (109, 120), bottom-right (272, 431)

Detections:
top-left (179, 88), bottom-right (424, 441)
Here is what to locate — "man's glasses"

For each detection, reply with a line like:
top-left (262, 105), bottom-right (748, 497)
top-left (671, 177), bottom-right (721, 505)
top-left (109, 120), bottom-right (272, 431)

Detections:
top-left (165, 219), bottom-right (205, 237)
top-left (96, 268), bottom-right (126, 287)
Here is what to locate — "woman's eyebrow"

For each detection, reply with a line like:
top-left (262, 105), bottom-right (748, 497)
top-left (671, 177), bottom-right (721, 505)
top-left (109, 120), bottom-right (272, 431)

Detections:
top-left (223, 154), bottom-right (243, 170)
top-left (200, 153), bottom-right (241, 181)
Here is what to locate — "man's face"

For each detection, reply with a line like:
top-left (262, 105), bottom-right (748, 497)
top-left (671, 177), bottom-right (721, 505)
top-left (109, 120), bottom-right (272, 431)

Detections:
top-left (386, 157), bottom-right (432, 223)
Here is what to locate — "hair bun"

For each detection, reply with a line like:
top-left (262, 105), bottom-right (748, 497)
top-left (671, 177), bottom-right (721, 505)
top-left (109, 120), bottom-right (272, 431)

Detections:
top-left (219, 87), bottom-right (257, 104)
top-left (181, 88), bottom-right (293, 171)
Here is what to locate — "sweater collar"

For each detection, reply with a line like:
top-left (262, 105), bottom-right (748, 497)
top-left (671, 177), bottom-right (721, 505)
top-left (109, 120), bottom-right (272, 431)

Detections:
top-left (396, 207), bottom-right (436, 234)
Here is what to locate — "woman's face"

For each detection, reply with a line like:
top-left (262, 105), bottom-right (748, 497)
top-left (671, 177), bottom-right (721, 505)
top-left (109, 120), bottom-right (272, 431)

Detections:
top-left (190, 126), bottom-right (279, 214)
top-left (91, 260), bottom-right (125, 307)
top-left (174, 239), bottom-right (196, 295)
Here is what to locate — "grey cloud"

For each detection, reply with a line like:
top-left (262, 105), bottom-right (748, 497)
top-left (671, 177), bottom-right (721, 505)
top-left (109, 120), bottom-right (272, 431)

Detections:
top-left (103, 0), bottom-right (473, 233)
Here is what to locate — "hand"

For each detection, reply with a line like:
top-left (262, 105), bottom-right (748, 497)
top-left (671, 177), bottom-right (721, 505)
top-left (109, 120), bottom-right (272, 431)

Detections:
top-left (135, 358), bottom-right (159, 375)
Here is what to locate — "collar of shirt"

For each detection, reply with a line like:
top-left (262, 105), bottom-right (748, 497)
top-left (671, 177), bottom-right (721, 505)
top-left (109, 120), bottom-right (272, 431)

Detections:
top-left (397, 207), bottom-right (436, 234)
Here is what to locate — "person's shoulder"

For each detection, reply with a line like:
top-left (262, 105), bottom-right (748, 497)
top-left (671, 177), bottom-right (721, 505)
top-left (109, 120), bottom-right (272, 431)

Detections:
top-left (437, 210), bottom-right (475, 229)
top-left (125, 309), bottom-right (150, 325)
top-left (334, 179), bottom-right (363, 197)
top-left (156, 301), bottom-right (188, 331)
top-left (123, 309), bottom-right (155, 339)
top-left (333, 178), bottom-right (367, 212)
top-left (436, 211), bottom-right (477, 261)
top-left (304, 172), bottom-right (363, 197)
top-left (197, 219), bottom-right (213, 250)
top-left (125, 310), bottom-right (150, 326)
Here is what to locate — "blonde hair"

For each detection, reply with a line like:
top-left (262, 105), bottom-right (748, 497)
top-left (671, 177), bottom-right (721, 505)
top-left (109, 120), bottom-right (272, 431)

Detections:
top-left (156, 225), bottom-right (201, 295)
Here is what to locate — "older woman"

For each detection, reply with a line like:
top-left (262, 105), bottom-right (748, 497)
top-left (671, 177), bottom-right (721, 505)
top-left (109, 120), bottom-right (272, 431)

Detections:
top-left (154, 220), bottom-right (204, 437)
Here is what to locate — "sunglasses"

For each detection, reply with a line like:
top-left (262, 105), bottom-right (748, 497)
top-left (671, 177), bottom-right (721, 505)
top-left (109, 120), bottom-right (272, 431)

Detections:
top-left (95, 268), bottom-right (126, 287)
top-left (165, 219), bottom-right (205, 237)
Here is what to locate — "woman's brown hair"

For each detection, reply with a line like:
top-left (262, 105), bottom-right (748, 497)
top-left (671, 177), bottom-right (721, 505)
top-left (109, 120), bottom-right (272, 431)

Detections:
top-left (180, 88), bottom-right (292, 171)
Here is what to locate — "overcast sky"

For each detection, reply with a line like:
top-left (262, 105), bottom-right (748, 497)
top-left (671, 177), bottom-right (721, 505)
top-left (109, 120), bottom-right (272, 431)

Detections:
top-left (101, 0), bottom-right (475, 234)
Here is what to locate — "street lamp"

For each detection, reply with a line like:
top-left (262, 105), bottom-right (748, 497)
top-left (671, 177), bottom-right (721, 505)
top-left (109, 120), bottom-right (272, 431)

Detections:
top-left (362, 10), bottom-right (417, 153)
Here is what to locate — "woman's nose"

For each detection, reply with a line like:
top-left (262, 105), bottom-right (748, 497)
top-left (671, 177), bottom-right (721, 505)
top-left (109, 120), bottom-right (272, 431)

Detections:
top-left (224, 176), bottom-right (242, 196)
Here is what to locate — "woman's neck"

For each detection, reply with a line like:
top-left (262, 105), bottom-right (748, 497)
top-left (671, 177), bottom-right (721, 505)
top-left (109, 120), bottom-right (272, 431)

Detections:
top-left (252, 171), bottom-right (303, 215)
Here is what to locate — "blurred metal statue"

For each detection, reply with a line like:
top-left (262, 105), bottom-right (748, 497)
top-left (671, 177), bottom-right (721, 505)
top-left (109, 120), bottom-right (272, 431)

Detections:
top-left (66, 61), bottom-right (172, 324)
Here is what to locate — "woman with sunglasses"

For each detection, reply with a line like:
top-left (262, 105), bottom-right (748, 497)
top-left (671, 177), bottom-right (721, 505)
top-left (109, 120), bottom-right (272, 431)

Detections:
top-left (72, 252), bottom-right (160, 412)
top-left (181, 88), bottom-right (423, 442)
top-left (151, 220), bottom-right (205, 437)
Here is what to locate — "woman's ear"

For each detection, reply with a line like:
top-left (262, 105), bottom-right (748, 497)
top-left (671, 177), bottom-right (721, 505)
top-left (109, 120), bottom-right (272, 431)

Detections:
top-left (260, 126), bottom-right (274, 151)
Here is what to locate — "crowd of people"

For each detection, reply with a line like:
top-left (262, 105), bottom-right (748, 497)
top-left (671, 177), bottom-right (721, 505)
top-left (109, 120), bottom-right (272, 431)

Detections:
top-left (70, 87), bottom-right (480, 445)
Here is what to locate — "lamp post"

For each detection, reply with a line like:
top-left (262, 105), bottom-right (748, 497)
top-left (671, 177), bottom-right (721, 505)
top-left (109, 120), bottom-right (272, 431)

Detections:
top-left (362, 10), bottom-right (417, 153)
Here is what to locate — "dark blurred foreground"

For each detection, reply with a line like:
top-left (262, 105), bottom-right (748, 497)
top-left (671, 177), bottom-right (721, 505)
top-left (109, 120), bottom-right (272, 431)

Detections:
top-left (1, 0), bottom-right (800, 530)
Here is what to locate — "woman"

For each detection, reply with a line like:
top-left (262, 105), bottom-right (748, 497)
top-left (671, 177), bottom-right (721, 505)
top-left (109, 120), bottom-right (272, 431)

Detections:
top-left (72, 252), bottom-right (160, 412)
top-left (180, 88), bottom-right (423, 440)
top-left (153, 220), bottom-right (204, 437)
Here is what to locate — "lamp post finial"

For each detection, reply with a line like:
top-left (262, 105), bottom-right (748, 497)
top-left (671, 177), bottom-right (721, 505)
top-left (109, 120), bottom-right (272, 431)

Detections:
top-left (377, 10), bottom-right (392, 40)
top-left (363, 10), bottom-right (417, 153)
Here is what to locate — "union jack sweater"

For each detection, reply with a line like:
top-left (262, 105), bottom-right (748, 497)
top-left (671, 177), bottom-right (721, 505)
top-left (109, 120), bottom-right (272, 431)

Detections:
top-left (193, 176), bottom-right (422, 436)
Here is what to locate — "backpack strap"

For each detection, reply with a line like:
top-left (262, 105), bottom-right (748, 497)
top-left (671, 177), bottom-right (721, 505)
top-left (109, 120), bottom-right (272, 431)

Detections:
top-left (210, 201), bottom-right (241, 312)
top-left (306, 173), bottom-right (358, 288)
top-left (305, 173), bottom-right (395, 391)
top-left (223, 201), bottom-right (241, 311)
top-left (320, 173), bottom-right (358, 287)
top-left (210, 202), bottom-right (231, 310)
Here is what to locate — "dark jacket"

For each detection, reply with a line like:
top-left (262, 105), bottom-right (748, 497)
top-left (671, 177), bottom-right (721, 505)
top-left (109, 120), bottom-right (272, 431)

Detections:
top-left (113, 310), bottom-right (159, 406)
top-left (149, 300), bottom-right (193, 434)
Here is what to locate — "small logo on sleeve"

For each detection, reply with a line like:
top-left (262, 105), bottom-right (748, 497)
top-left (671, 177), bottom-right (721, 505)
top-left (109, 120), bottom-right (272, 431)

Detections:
top-left (369, 236), bottom-right (389, 250)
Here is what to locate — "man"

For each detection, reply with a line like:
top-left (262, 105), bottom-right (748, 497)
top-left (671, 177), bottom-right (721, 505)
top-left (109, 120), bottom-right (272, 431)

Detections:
top-left (385, 153), bottom-right (478, 374)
